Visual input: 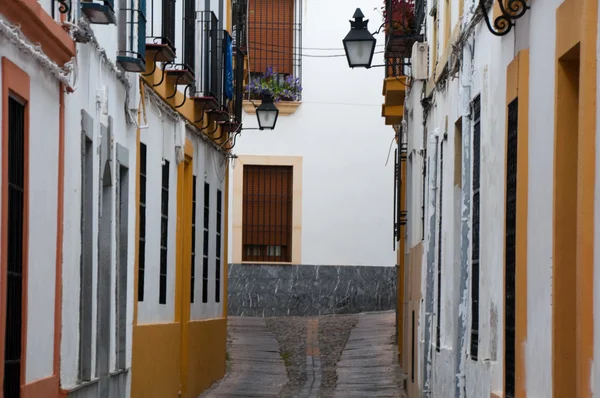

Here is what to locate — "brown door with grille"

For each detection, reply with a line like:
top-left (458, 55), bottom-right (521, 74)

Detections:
top-left (4, 97), bottom-right (26, 398)
top-left (242, 165), bottom-right (293, 262)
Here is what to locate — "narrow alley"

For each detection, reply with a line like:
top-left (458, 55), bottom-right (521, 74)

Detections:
top-left (202, 311), bottom-right (405, 398)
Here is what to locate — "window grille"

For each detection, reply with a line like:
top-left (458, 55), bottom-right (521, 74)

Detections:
top-left (116, 164), bottom-right (129, 370)
top-left (411, 310), bottom-right (415, 382)
top-left (146, 0), bottom-right (176, 50)
top-left (80, 130), bottom-right (94, 382)
top-left (182, 0), bottom-right (195, 73)
top-left (215, 190), bottom-right (223, 303)
top-left (191, 176), bottom-right (197, 303)
top-left (197, 12), bottom-right (220, 99)
top-left (202, 183), bottom-right (210, 303)
top-left (4, 97), bottom-right (25, 398)
top-left (246, 0), bottom-right (302, 101)
top-left (436, 140), bottom-right (444, 352)
top-left (505, 98), bottom-right (518, 398)
top-left (159, 161), bottom-right (169, 305)
top-left (138, 143), bottom-right (147, 302)
top-left (470, 94), bottom-right (481, 360)
top-left (117, 0), bottom-right (147, 72)
top-left (242, 165), bottom-right (293, 263)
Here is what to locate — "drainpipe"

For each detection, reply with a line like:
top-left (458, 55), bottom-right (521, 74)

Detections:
top-left (422, 128), bottom-right (439, 396)
top-left (454, 34), bottom-right (475, 398)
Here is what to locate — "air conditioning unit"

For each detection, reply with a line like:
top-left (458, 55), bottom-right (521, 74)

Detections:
top-left (411, 42), bottom-right (428, 81)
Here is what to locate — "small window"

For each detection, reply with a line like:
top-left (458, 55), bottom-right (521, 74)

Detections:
top-left (138, 143), bottom-right (147, 302)
top-left (470, 95), bottom-right (481, 360)
top-left (215, 189), bottom-right (223, 303)
top-left (159, 160), bottom-right (169, 305)
top-left (191, 176), bottom-right (197, 303)
top-left (202, 183), bottom-right (210, 303)
top-left (242, 165), bottom-right (293, 263)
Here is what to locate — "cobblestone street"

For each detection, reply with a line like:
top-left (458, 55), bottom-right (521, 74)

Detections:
top-left (201, 311), bottom-right (406, 398)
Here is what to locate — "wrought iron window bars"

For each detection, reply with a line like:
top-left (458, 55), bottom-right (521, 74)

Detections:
top-left (81, 0), bottom-right (117, 24)
top-left (478, 0), bottom-right (530, 37)
top-left (117, 0), bottom-right (147, 72)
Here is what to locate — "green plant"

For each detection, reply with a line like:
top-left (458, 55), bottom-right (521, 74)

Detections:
top-left (280, 350), bottom-right (292, 367)
top-left (382, 0), bottom-right (416, 34)
top-left (245, 66), bottom-right (303, 102)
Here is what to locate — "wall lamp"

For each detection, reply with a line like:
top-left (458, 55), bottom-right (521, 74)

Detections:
top-left (342, 8), bottom-right (377, 69)
top-left (478, 0), bottom-right (530, 36)
top-left (255, 93), bottom-right (279, 130)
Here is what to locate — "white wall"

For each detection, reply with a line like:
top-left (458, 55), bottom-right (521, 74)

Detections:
top-left (137, 107), bottom-right (178, 325)
top-left (407, 0), bottom-right (587, 396)
top-left (61, 41), bottom-right (137, 391)
top-left (227, 0), bottom-right (397, 267)
top-left (0, 36), bottom-right (61, 385)
top-left (525, 0), bottom-right (562, 395)
top-left (190, 133), bottom-right (226, 321)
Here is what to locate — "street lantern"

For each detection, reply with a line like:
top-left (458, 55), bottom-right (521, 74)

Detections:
top-left (256, 93), bottom-right (279, 130)
top-left (343, 8), bottom-right (377, 68)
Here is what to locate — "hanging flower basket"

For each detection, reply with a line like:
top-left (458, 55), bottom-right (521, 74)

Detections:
top-left (244, 66), bottom-right (303, 102)
top-left (382, 0), bottom-right (416, 34)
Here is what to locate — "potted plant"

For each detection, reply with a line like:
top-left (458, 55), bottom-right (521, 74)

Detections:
top-left (382, 0), bottom-right (416, 34)
top-left (243, 66), bottom-right (303, 115)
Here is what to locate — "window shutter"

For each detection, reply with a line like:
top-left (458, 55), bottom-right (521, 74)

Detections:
top-left (248, 0), bottom-right (294, 74)
top-left (242, 165), bottom-right (293, 262)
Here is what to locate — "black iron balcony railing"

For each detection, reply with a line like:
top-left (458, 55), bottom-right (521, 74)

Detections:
top-left (384, 0), bottom-right (425, 77)
top-left (232, 0), bottom-right (247, 122)
top-left (232, 0), bottom-right (248, 53)
top-left (196, 11), bottom-right (226, 106)
top-left (145, 0), bottom-right (176, 52)
top-left (117, 0), bottom-right (147, 72)
top-left (183, 0), bottom-right (196, 75)
top-left (81, 0), bottom-right (117, 24)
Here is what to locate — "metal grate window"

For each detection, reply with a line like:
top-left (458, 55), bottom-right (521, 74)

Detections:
top-left (138, 143), bottom-right (147, 302)
top-left (161, 0), bottom-right (176, 48)
top-left (215, 190), bottom-right (223, 303)
top-left (505, 98), bottom-right (518, 398)
top-left (470, 94), bottom-right (481, 360)
top-left (246, 0), bottom-right (302, 101)
top-left (182, 0), bottom-right (195, 72)
top-left (242, 165), bottom-right (293, 263)
top-left (421, 149), bottom-right (426, 241)
top-left (159, 161), bottom-right (169, 305)
top-left (191, 176), bottom-right (197, 303)
top-left (202, 183), bottom-right (210, 303)
top-left (80, 130), bottom-right (93, 382)
top-left (5, 97), bottom-right (25, 398)
top-left (436, 140), bottom-right (444, 353)
top-left (411, 310), bottom-right (415, 383)
top-left (116, 164), bottom-right (129, 370)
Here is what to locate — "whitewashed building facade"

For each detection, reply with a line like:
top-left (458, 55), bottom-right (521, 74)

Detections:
top-left (393, 0), bottom-right (600, 396)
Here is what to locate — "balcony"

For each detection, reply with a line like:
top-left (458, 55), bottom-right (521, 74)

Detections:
top-left (81, 0), bottom-right (117, 24)
top-left (381, 0), bottom-right (424, 125)
top-left (116, 0), bottom-right (147, 72)
top-left (384, 0), bottom-right (424, 77)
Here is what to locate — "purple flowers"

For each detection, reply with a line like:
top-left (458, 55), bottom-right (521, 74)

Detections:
top-left (245, 66), bottom-right (302, 102)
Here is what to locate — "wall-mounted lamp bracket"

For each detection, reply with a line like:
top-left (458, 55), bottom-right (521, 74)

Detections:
top-left (479, 0), bottom-right (530, 36)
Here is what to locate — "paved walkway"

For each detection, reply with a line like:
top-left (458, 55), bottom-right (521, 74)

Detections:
top-left (335, 312), bottom-right (405, 397)
top-left (201, 311), bottom-right (405, 398)
top-left (201, 317), bottom-right (287, 397)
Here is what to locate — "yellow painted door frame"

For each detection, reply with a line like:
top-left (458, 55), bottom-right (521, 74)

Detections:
top-left (176, 140), bottom-right (195, 397)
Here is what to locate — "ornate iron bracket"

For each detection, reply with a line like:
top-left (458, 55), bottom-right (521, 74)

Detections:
top-left (56, 0), bottom-right (71, 14)
top-left (478, 0), bottom-right (530, 36)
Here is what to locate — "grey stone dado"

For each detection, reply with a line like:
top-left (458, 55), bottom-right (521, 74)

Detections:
top-left (227, 264), bottom-right (397, 317)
